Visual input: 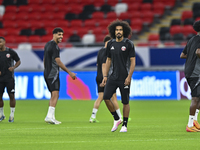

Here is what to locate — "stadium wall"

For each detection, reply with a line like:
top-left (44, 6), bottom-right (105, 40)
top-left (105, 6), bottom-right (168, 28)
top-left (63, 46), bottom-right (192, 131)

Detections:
top-left (6, 47), bottom-right (189, 100)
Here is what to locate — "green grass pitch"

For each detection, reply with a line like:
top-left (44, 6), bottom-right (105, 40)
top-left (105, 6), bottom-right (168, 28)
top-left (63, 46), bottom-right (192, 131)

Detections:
top-left (0, 99), bottom-right (200, 150)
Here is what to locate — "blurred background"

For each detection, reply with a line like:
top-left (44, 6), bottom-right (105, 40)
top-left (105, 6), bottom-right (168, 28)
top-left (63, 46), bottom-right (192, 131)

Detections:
top-left (0, 0), bottom-right (198, 101)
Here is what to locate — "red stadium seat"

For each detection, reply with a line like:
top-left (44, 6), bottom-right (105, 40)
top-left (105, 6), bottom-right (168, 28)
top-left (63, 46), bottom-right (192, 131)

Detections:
top-left (5, 5), bottom-right (18, 13)
top-left (93, 0), bottom-right (105, 7)
top-left (68, 4), bottom-right (83, 14)
top-left (40, 12), bottom-right (54, 20)
top-left (2, 12), bottom-right (16, 21)
top-left (16, 12), bottom-right (29, 20)
top-left (182, 25), bottom-right (197, 37)
top-left (95, 34), bottom-right (106, 42)
top-left (107, 0), bottom-right (118, 6)
top-left (29, 4), bottom-right (45, 13)
top-left (3, 20), bottom-right (17, 28)
top-left (42, 20), bottom-right (57, 28)
top-left (0, 29), bottom-right (7, 36)
top-left (148, 34), bottom-right (159, 41)
top-left (28, 0), bottom-right (42, 5)
top-left (129, 11), bottom-right (141, 19)
top-left (92, 27), bottom-right (105, 36)
top-left (41, 35), bottom-right (53, 42)
top-left (84, 19), bottom-right (96, 28)
top-left (118, 12), bottom-right (130, 20)
top-left (141, 3), bottom-right (152, 11)
top-left (28, 36), bottom-right (41, 43)
top-left (30, 21), bottom-right (44, 30)
top-left (106, 12), bottom-right (117, 19)
top-left (130, 18), bottom-right (143, 33)
top-left (18, 5), bottom-right (31, 13)
top-left (141, 11), bottom-right (154, 25)
top-left (42, 0), bottom-right (56, 5)
top-left (164, 41), bottom-right (175, 47)
top-left (69, 20), bottom-right (83, 28)
top-left (28, 12), bottom-right (41, 20)
top-left (181, 11), bottom-right (193, 22)
top-left (45, 27), bottom-right (54, 35)
top-left (15, 36), bottom-right (29, 43)
top-left (92, 12), bottom-right (105, 20)
top-left (52, 12), bottom-right (66, 20)
top-left (43, 4), bottom-right (57, 12)
top-left (170, 25), bottom-right (182, 36)
top-left (127, 3), bottom-right (141, 12)
top-left (54, 4), bottom-right (70, 13)
top-left (55, 20), bottom-right (69, 28)
top-left (4, 35), bottom-right (16, 43)
top-left (16, 20), bottom-right (30, 30)
top-left (97, 19), bottom-right (113, 28)
top-left (76, 28), bottom-right (89, 37)
top-left (153, 3), bottom-right (165, 17)
top-left (163, 0), bottom-right (176, 9)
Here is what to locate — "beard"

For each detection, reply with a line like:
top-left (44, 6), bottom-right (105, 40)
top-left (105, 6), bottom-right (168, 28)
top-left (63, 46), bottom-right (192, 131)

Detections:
top-left (116, 34), bottom-right (122, 39)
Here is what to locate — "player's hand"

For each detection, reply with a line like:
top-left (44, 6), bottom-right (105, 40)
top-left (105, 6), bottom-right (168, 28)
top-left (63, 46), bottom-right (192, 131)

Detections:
top-left (124, 77), bottom-right (131, 86)
top-left (100, 77), bottom-right (107, 87)
top-left (70, 72), bottom-right (77, 80)
top-left (8, 67), bottom-right (14, 72)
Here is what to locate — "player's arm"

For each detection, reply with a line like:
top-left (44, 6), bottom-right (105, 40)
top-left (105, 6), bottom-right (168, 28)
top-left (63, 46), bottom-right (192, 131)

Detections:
top-left (124, 57), bottom-right (135, 86)
top-left (180, 52), bottom-right (187, 59)
top-left (55, 57), bottom-right (76, 80)
top-left (8, 60), bottom-right (21, 72)
top-left (101, 57), bottom-right (111, 87)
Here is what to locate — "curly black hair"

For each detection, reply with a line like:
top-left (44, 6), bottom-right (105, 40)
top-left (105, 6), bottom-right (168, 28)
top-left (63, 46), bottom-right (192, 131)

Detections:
top-left (107, 19), bottom-right (132, 39)
top-left (52, 27), bottom-right (64, 34)
top-left (103, 35), bottom-right (111, 43)
top-left (193, 20), bottom-right (200, 32)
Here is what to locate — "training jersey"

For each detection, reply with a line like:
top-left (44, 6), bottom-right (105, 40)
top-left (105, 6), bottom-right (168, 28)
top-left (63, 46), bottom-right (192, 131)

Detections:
top-left (96, 47), bottom-right (107, 82)
top-left (106, 38), bottom-right (135, 81)
top-left (0, 47), bottom-right (20, 81)
top-left (44, 40), bottom-right (60, 79)
top-left (182, 35), bottom-right (200, 78)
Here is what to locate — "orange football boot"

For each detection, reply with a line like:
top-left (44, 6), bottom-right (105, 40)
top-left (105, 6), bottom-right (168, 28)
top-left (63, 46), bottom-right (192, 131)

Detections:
top-left (193, 120), bottom-right (200, 130)
top-left (186, 125), bottom-right (200, 132)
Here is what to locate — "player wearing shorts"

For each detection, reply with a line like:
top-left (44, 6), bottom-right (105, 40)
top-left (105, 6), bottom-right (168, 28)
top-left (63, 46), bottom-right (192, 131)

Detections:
top-left (44, 27), bottom-right (76, 124)
top-left (89, 35), bottom-right (122, 123)
top-left (101, 20), bottom-right (136, 132)
top-left (180, 20), bottom-right (200, 132)
top-left (0, 37), bottom-right (21, 122)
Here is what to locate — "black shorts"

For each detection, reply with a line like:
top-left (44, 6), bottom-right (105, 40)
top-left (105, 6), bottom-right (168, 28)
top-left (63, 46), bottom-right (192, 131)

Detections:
top-left (103, 79), bottom-right (130, 104)
top-left (186, 77), bottom-right (200, 97)
top-left (0, 78), bottom-right (15, 94)
top-left (44, 77), bottom-right (60, 92)
top-left (96, 80), bottom-right (104, 93)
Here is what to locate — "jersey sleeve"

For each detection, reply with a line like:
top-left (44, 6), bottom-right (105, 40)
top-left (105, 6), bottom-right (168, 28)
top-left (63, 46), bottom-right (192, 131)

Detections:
top-left (52, 43), bottom-right (60, 59)
top-left (102, 49), bottom-right (107, 63)
top-left (182, 44), bottom-right (187, 55)
top-left (106, 41), bottom-right (111, 58)
top-left (128, 40), bottom-right (136, 58)
top-left (11, 49), bottom-right (20, 62)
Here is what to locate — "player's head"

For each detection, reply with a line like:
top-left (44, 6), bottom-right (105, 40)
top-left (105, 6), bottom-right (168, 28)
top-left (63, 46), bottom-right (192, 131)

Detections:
top-left (108, 19), bottom-right (132, 39)
top-left (193, 20), bottom-right (200, 32)
top-left (0, 37), bottom-right (6, 49)
top-left (103, 35), bottom-right (111, 43)
top-left (53, 27), bottom-right (64, 44)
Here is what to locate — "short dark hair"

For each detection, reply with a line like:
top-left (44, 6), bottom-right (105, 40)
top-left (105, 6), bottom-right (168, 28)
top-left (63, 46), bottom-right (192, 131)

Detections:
top-left (0, 37), bottom-right (5, 41)
top-left (52, 27), bottom-right (64, 34)
top-left (193, 20), bottom-right (200, 32)
top-left (108, 19), bottom-right (132, 39)
top-left (103, 35), bottom-right (111, 43)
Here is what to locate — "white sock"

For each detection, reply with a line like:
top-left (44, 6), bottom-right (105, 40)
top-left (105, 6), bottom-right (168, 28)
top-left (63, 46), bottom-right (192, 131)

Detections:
top-left (10, 107), bottom-right (15, 118)
top-left (188, 115), bottom-right (195, 127)
top-left (0, 107), bottom-right (4, 117)
top-left (47, 106), bottom-right (55, 119)
top-left (91, 108), bottom-right (98, 118)
top-left (194, 109), bottom-right (199, 120)
top-left (116, 108), bottom-right (122, 119)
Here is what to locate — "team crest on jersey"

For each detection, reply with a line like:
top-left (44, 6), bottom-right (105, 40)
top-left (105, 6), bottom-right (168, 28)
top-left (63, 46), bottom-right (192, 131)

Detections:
top-left (121, 46), bottom-right (126, 51)
top-left (6, 53), bottom-right (10, 58)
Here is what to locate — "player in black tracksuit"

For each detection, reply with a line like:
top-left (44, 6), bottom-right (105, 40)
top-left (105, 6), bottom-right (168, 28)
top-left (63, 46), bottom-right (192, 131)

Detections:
top-left (89, 35), bottom-right (122, 123)
top-left (0, 37), bottom-right (21, 122)
top-left (101, 20), bottom-right (136, 132)
top-left (180, 20), bottom-right (200, 132)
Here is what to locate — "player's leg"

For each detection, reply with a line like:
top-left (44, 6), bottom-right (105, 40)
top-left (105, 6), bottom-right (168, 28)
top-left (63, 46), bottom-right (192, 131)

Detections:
top-left (111, 93), bottom-right (122, 120)
top-left (119, 81), bottom-right (130, 132)
top-left (89, 92), bottom-right (103, 123)
top-left (103, 79), bottom-right (121, 132)
top-left (7, 79), bottom-right (15, 122)
top-left (89, 82), bottom-right (104, 122)
top-left (0, 82), bottom-right (5, 121)
top-left (186, 77), bottom-right (200, 132)
top-left (44, 78), bottom-right (60, 124)
top-left (194, 98), bottom-right (200, 129)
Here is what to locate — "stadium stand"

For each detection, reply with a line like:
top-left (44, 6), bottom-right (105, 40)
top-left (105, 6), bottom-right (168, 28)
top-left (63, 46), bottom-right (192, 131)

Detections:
top-left (0, 0), bottom-right (199, 48)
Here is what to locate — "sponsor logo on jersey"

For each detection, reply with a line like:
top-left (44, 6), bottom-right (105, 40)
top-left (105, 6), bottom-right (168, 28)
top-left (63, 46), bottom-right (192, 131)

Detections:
top-left (111, 46), bottom-right (115, 50)
top-left (6, 53), bottom-right (10, 58)
top-left (121, 46), bottom-right (126, 51)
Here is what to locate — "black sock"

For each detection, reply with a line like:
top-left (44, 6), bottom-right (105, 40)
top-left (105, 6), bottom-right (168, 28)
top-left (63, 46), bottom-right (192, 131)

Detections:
top-left (122, 117), bottom-right (128, 127)
top-left (111, 111), bottom-right (120, 120)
